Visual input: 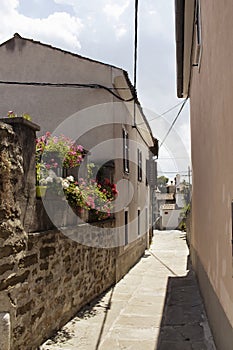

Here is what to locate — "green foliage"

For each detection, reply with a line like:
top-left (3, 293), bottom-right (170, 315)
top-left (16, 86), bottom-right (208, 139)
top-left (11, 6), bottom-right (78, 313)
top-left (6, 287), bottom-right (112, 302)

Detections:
top-left (7, 111), bottom-right (32, 120)
top-left (36, 132), bottom-right (84, 171)
top-left (182, 202), bottom-right (191, 215)
top-left (157, 175), bottom-right (169, 192)
top-left (35, 132), bottom-right (118, 221)
top-left (62, 175), bottom-right (117, 219)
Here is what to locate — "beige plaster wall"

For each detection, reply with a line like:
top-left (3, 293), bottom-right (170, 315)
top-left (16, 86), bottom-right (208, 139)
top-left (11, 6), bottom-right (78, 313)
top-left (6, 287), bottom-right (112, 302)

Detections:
top-left (0, 35), bottom-right (119, 135)
top-left (0, 35), bottom-right (153, 248)
top-left (189, 0), bottom-right (233, 332)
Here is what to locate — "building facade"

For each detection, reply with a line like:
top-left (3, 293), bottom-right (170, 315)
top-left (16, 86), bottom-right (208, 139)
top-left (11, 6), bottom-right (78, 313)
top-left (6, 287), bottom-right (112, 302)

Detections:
top-left (175, 1), bottom-right (233, 348)
top-left (0, 33), bottom-right (158, 248)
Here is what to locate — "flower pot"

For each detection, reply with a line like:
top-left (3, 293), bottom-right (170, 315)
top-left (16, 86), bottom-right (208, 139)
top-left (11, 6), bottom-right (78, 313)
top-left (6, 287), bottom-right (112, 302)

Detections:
top-left (43, 151), bottom-right (63, 176)
top-left (36, 186), bottom-right (47, 198)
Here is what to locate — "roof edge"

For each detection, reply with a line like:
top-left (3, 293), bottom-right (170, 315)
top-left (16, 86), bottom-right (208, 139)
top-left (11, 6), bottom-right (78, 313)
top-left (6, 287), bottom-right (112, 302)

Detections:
top-left (175, 0), bottom-right (185, 98)
top-left (0, 33), bottom-right (158, 148)
top-left (0, 33), bottom-right (123, 72)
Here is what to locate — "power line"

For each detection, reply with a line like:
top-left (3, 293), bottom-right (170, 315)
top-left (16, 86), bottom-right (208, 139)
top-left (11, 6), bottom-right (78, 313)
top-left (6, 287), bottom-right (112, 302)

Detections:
top-left (159, 97), bottom-right (189, 148)
top-left (133, 0), bottom-right (139, 127)
top-left (134, 0), bottom-right (139, 92)
top-left (158, 157), bottom-right (190, 160)
top-left (148, 100), bottom-right (185, 122)
top-left (0, 80), bottom-right (135, 102)
top-left (137, 100), bottom-right (185, 125)
top-left (157, 171), bottom-right (192, 174)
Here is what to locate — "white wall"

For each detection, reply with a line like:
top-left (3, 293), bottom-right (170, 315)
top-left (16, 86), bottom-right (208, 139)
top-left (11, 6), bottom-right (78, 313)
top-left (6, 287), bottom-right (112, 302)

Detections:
top-left (161, 209), bottom-right (182, 229)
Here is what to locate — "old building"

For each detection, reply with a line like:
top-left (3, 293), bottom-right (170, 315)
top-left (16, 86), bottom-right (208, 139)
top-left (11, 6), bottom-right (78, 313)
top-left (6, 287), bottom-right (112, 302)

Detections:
top-left (0, 33), bottom-right (158, 247)
top-left (175, 1), bottom-right (233, 348)
top-left (0, 33), bottom-right (158, 348)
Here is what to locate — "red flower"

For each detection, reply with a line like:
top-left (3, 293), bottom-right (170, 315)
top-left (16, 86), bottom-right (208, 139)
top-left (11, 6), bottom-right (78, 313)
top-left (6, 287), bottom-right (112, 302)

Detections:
top-left (104, 178), bottom-right (110, 185)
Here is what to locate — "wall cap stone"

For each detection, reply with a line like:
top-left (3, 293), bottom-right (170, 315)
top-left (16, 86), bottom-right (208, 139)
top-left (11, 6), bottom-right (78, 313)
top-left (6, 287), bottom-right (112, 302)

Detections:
top-left (0, 117), bottom-right (40, 132)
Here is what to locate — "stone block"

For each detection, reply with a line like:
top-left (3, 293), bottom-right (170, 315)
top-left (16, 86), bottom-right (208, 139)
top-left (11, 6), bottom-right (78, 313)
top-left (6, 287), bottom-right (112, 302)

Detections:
top-left (40, 262), bottom-right (49, 271)
top-left (39, 246), bottom-right (55, 259)
top-left (31, 307), bottom-right (44, 324)
top-left (19, 254), bottom-right (38, 268)
top-left (0, 246), bottom-right (14, 259)
top-left (17, 300), bottom-right (34, 316)
top-left (0, 263), bottom-right (14, 275)
top-left (0, 270), bottom-right (30, 291)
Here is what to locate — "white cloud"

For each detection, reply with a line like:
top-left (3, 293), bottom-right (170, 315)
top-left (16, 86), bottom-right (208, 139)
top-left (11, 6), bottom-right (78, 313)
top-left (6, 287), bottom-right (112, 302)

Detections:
top-left (0, 1), bottom-right (83, 51)
top-left (53, 0), bottom-right (74, 4)
top-left (1, 0), bottom-right (19, 13)
top-left (0, 0), bottom-right (190, 164)
top-left (114, 24), bottom-right (127, 40)
top-left (103, 1), bottom-right (130, 21)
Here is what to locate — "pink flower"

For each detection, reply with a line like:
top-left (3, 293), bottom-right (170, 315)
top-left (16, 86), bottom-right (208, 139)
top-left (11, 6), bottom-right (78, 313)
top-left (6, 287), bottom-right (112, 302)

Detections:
top-left (104, 178), bottom-right (110, 185)
top-left (77, 145), bottom-right (83, 152)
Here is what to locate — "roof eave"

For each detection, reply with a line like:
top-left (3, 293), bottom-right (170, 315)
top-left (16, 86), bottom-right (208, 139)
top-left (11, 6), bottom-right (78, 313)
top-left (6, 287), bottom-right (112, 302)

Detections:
top-left (175, 0), bottom-right (185, 98)
top-left (175, 0), bottom-right (195, 98)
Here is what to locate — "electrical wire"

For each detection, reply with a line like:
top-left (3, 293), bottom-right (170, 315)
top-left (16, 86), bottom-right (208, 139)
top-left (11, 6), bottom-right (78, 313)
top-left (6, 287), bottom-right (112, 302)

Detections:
top-left (148, 100), bottom-right (186, 121)
top-left (159, 97), bottom-right (188, 148)
top-left (134, 0), bottom-right (139, 92)
top-left (137, 100), bottom-right (185, 126)
top-left (133, 0), bottom-right (139, 127)
top-left (158, 157), bottom-right (190, 160)
top-left (157, 171), bottom-right (192, 174)
top-left (0, 80), bottom-right (135, 102)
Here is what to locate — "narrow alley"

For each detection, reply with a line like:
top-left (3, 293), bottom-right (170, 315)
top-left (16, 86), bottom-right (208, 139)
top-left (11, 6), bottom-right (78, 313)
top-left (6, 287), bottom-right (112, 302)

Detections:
top-left (40, 230), bottom-right (216, 350)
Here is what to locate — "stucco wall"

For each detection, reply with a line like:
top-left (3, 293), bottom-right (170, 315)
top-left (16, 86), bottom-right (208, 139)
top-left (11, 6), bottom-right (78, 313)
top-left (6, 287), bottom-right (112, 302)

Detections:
top-left (0, 35), bottom-right (120, 135)
top-left (188, 1), bottom-right (233, 347)
top-left (0, 35), bottom-right (154, 250)
top-left (160, 209), bottom-right (182, 230)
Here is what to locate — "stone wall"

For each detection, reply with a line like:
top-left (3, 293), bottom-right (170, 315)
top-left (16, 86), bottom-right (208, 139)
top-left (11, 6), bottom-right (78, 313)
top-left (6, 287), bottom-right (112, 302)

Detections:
top-left (11, 224), bottom-right (117, 349)
top-left (0, 119), bottom-right (147, 349)
top-left (0, 121), bottom-right (29, 350)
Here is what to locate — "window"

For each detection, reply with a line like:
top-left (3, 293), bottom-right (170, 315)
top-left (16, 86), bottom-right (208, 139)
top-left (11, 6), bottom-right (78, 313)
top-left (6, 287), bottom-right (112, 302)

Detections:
top-left (125, 210), bottom-right (128, 245)
top-left (123, 129), bottom-right (129, 173)
top-left (146, 158), bottom-right (157, 187)
top-left (145, 208), bottom-right (148, 233)
top-left (138, 209), bottom-right (140, 235)
top-left (137, 149), bottom-right (142, 181)
top-left (194, 0), bottom-right (202, 66)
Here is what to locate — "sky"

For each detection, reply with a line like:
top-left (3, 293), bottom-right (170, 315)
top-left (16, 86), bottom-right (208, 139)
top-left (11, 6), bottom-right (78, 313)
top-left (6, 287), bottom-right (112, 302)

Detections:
top-left (0, 0), bottom-right (191, 181)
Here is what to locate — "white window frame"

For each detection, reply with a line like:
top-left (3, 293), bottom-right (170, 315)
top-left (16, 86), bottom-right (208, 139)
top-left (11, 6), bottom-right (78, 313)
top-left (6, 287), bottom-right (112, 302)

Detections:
top-left (124, 209), bottom-right (129, 245)
top-left (137, 149), bottom-right (142, 182)
top-left (194, 0), bottom-right (202, 68)
top-left (123, 128), bottom-right (129, 173)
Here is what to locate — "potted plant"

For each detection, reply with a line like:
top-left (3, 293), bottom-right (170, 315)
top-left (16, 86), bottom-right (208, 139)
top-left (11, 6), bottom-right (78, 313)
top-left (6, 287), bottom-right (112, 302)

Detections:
top-left (36, 162), bottom-right (48, 198)
top-left (36, 132), bottom-right (84, 176)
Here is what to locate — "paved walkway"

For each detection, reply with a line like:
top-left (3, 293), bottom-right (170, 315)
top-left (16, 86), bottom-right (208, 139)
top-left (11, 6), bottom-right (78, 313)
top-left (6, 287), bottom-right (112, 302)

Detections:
top-left (40, 230), bottom-right (216, 350)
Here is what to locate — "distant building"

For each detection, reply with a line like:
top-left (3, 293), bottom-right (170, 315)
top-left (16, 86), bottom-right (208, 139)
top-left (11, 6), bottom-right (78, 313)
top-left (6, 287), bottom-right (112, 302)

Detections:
top-left (155, 175), bottom-right (186, 230)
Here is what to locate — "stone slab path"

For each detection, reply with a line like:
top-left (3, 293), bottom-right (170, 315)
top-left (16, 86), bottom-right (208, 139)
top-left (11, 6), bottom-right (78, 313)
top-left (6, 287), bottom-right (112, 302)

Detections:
top-left (40, 230), bottom-right (216, 350)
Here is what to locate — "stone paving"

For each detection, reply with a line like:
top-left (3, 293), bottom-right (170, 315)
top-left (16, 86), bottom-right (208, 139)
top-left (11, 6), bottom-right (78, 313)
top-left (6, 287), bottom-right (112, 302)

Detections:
top-left (40, 230), bottom-right (216, 350)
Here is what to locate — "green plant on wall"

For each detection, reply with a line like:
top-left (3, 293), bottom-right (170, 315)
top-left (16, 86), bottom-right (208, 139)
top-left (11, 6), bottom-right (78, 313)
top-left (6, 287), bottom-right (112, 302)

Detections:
top-left (7, 111), bottom-right (32, 121)
top-left (35, 131), bottom-right (118, 221)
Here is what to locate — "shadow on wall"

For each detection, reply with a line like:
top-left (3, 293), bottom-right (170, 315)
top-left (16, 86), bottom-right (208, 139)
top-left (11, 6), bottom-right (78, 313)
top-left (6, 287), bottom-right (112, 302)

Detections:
top-left (156, 258), bottom-right (216, 349)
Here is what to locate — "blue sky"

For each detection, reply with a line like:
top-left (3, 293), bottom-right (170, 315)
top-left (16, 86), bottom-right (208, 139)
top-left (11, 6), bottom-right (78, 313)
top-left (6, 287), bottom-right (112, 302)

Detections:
top-left (0, 0), bottom-right (191, 180)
